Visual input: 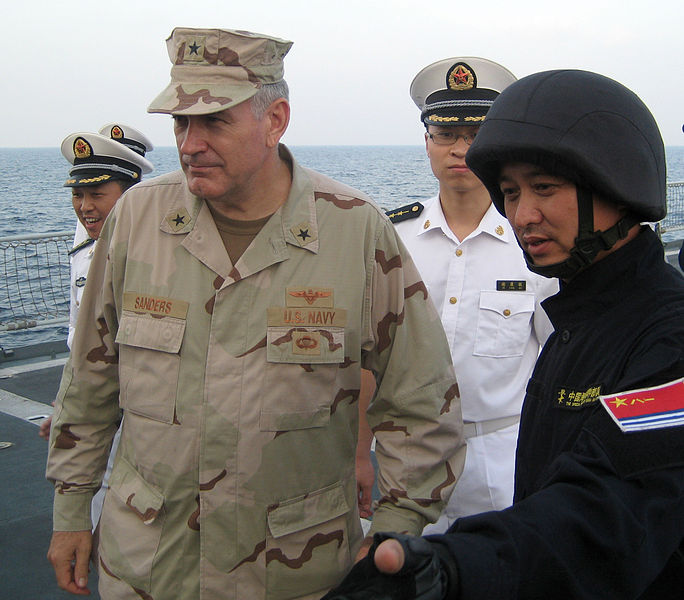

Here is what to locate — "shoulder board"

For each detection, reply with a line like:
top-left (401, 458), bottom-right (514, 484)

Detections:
top-left (68, 237), bottom-right (95, 256)
top-left (600, 378), bottom-right (684, 433)
top-left (386, 202), bottom-right (424, 224)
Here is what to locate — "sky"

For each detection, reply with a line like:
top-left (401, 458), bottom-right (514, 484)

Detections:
top-left (3, 0), bottom-right (682, 148)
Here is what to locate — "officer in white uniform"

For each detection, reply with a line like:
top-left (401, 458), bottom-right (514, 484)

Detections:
top-left (389, 58), bottom-right (558, 531)
top-left (57, 128), bottom-right (153, 527)
top-left (64, 126), bottom-right (153, 349)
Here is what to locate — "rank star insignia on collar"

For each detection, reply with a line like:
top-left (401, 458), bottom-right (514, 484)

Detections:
top-left (290, 222), bottom-right (318, 246)
top-left (165, 207), bottom-right (193, 233)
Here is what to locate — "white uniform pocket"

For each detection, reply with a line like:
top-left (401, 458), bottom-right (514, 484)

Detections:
top-left (473, 291), bottom-right (535, 357)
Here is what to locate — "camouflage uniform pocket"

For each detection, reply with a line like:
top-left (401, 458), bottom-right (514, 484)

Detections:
top-left (265, 481), bottom-right (352, 600)
top-left (261, 321), bottom-right (344, 431)
top-left (97, 456), bottom-right (165, 593)
top-left (116, 312), bottom-right (185, 423)
top-left (259, 360), bottom-right (339, 431)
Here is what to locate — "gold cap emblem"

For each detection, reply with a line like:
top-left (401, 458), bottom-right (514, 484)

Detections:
top-left (111, 125), bottom-right (124, 139)
top-left (447, 63), bottom-right (475, 91)
top-left (73, 137), bottom-right (92, 159)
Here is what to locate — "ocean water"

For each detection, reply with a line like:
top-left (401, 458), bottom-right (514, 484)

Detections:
top-left (0, 145), bottom-right (683, 348)
top-left (0, 146), bottom-right (440, 239)
top-left (2, 145), bottom-right (683, 237)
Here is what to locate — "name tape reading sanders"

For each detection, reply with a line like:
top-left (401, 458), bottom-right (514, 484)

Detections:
top-left (123, 292), bottom-right (189, 319)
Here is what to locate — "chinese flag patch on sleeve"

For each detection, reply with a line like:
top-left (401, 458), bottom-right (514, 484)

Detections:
top-left (600, 378), bottom-right (684, 433)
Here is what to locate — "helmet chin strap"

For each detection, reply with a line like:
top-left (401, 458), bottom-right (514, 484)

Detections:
top-left (523, 186), bottom-right (639, 280)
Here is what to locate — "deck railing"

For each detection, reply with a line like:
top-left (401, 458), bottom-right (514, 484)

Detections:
top-left (1, 182), bottom-right (683, 333)
top-left (656, 181), bottom-right (684, 239)
top-left (0, 230), bottom-right (72, 332)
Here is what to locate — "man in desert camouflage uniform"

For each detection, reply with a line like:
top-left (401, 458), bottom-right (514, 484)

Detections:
top-left (46, 27), bottom-right (465, 600)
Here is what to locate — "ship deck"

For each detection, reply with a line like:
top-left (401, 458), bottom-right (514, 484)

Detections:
top-left (0, 342), bottom-right (101, 599)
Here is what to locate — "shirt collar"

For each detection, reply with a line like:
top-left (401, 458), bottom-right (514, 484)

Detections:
top-left (277, 144), bottom-right (319, 253)
top-left (479, 204), bottom-right (516, 243)
top-left (159, 145), bottom-right (320, 254)
top-left (417, 199), bottom-right (515, 244)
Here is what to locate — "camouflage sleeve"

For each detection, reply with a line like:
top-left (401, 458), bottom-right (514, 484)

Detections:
top-left (47, 208), bottom-right (123, 531)
top-left (363, 219), bottom-right (465, 536)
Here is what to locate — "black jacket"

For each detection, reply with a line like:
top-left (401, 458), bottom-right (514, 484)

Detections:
top-left (436, 228), bottom-right (684, 599)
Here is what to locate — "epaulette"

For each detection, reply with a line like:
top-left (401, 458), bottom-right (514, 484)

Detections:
top-left (386, 202), bottom-right (424, 224)
top-left (68, 237), bottom-right (95, 256)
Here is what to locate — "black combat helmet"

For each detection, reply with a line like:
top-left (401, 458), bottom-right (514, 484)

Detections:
top-left (466, 69), bottom-right (666, 279)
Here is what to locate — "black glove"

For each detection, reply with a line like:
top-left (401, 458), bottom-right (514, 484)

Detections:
top-left (320, 532), bottom-right (457, 600)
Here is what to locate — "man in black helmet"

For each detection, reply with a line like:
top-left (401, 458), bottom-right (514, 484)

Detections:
top-left (322, 70), bottom-right (684, 599)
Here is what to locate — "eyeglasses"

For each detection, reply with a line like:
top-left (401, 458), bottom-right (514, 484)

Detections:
top-left (427, 131), bottom-right (478, 146)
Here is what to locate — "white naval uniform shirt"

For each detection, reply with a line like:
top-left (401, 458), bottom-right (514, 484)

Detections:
top-left (394, 196), bottom-right (558, 525)
top-left (68, 223), bottom-right (95, 350)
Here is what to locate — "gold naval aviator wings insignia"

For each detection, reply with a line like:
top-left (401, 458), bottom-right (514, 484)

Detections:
top-left (287, 287), bottom-right (333, 306)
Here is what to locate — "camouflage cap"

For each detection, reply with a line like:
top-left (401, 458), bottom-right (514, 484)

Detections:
top-left (411, 57), bottom-right (516, 126)
top-left (148, 27), bottom-right (293, 116)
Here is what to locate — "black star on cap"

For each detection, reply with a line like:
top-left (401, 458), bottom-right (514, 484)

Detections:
top-left (188, 41), bottom-right (201, 55)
